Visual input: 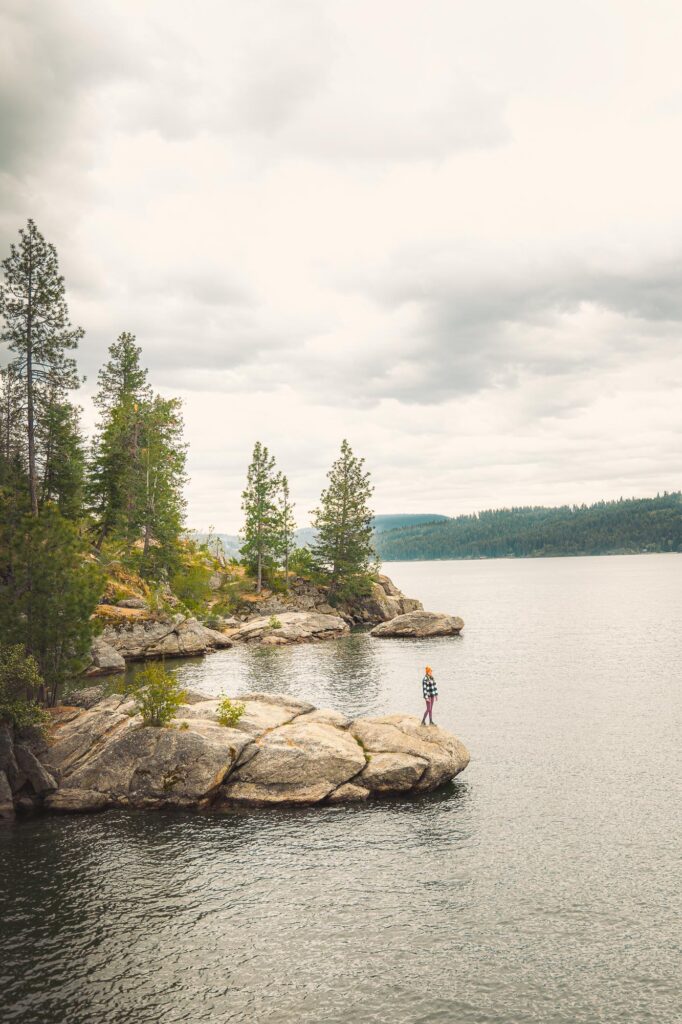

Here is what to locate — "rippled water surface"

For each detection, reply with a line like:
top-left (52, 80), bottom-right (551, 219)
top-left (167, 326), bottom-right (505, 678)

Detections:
top-left (2, 555), bottom-right (681, 1024)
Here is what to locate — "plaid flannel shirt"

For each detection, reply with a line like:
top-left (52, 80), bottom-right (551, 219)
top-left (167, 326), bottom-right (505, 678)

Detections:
top-left (422, 674), bottom-right (438, 699)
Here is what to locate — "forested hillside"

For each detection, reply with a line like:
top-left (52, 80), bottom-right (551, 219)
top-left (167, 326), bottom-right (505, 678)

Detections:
top-left (374, 494), bottom-right (682, 561)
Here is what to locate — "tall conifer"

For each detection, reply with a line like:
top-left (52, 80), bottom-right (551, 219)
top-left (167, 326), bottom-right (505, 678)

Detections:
top-left (311, 440), bottom-right (375, 599)
top-left (241, 442), bottom-right (279, 593)
top-left (0, 220), bottom-right (83, 514)
top-left (275, 473), bottom-right (296, 590)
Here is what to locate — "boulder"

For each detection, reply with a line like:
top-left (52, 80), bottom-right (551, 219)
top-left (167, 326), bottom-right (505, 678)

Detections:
top-left (352, 576), bottom-right (424, 623)
top-left (370, 610), bottom-right (464, 638)
top-left (85, 637), bottom-right (126, 677)
top-left (220, 719), bottom-right (366, 805)
top-left (116, 597), bottom-right (149, 610)
top-left (14, 745), bottom-right (58, 795)
top-left (229, 611), bottom-right (349, 645)
top-left (64, 721), bottom-right (252, 809)
top-left (100, 615), bottom-right (233, 662)
top-left (350, 715), bottom-right (470, 790)
top-left (358, 751), bottom-right (428, 792)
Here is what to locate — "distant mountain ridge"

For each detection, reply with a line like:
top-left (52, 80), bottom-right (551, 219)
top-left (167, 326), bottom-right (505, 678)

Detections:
top-left (374, 493), bottom-right (682, 561)
top-left (191, 514), bottom-right (449, 559)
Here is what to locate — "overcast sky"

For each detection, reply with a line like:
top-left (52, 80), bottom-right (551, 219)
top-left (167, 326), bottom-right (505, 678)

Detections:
top-left (2, 0), bottom-right (681, 531)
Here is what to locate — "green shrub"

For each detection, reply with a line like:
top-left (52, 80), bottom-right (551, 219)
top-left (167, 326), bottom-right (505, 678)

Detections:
top-left (170, 561), bottom-right (213, 613)
top-left (268, 615), bottom-right (282, 629)
top-left (288, 546), bottom-right (315, 577)
top-left (216, 695), bottom-right (245, 728)
top-left (129, 663), bottom-right (187, 727)
top-left (0, 645), bottom-right (50, 732)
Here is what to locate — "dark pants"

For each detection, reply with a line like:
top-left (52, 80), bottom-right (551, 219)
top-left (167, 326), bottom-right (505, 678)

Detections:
top-left (422, 697), bottom-right (434, 723)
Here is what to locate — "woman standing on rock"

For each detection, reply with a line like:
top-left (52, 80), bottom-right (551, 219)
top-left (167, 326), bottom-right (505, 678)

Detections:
top-left (421, 665), bottom-right (438, 726)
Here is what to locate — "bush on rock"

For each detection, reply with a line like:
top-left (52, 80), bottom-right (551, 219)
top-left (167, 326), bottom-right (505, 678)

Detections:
top-left (217, 695), bottom-right (245, 728)
top-left (130, 663), bottom-right (187, 727)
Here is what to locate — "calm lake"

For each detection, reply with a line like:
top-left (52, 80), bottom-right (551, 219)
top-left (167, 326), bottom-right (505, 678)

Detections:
top-left (1, 555), bottom-right (680, 1024)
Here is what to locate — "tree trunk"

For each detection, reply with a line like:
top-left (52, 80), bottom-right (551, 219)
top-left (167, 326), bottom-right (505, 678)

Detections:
top-left (257, 551), bottom-right (262, 593)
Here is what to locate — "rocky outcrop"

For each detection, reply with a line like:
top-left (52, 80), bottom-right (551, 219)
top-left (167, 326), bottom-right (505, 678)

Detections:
top-left (85, 574), bottom-right (426, 670)
top-left (100, 614), bottom-right (233, 662)
top-left (85, 636), bottom-right (127, 677)
top-left (237, 574), bottom-right (422, 627)
top-left (354, 575), bottom-right (424, 624)
top-left (228, 611), bottom-right (349, 646)
top-left (0, 721), bottom-right (58, 820)
top-left (370, 610), bottom-right (464, 638)
top-left (28, 692), bottom-right (470, 814)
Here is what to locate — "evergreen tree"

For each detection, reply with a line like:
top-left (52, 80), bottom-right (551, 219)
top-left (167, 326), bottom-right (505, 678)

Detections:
top-left (38, 392), bottom-right (85, 518)
top-left (93, 331), bottom-right (150, 415)
top-left (311, 439), bottom-right (375, 599)
top-left (136, 396), bottom-right (188, 578)
top-left (0, 495), bottom-right (103, 705)
top-left (240, 441), bottom-right (279, 592)
top-left (88, 332), bottom-right (151, 540)
top-left (0, 220), bottom-right (83, 514)
top-left (275, 473), bottom-right (296, 589)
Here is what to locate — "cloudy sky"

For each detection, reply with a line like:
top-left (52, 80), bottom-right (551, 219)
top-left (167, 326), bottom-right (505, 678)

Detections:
top-left (2, 0), bottom-right (681, 531)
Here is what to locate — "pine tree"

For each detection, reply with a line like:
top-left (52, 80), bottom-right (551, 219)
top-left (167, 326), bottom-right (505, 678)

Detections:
top-left (311, 439), bottom-right (376, 599)
top-left (241, 442), bottom-right (279, 593)
top-left (0, 220), bottom-right (83, 514)
top-left (137, 396), bottom-right (188, 578)
top-left (0, 496), bottom-right (103, 705)
top-left (89, 332), bottom-right (151, 540)
top-left (38, 397), bottom-right (85, 518)
top-left (275, 473), bottom-right (296, 589)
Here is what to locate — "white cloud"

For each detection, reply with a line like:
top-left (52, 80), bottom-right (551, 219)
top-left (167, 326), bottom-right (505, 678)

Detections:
top-left (2, 0), bottom-right (682, 530)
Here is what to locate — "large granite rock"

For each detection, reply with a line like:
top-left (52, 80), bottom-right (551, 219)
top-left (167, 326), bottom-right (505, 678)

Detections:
top-left (85, 636), bottom-right (126, 677)
top-left (0, 720), bottom-right (58, 817)
top-left (14, 745), bottom-right (57, 796)
top-left (370, 610), bottom-right (464, 638)
top-left (35, 692), bottom-right (469, 813)
top-left (350, 715), bottom-right (470, 791)
top-left (219, 719), bottom-right (366, 805)
top-left (356, 575), bottom-right (424, 623)
top-left (100, 615), bottom-right (233, 661)
top-left (229, 611), bottom-right (349, 646)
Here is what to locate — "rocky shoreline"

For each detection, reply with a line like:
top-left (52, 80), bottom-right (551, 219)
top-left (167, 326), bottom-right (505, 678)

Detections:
top-left (0, 690), bottom-right (470, 818)
top-left (86, 573), bottom-right (464, 675)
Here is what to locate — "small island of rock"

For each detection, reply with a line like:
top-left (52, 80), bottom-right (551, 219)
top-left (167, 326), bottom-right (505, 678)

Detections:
top-left (0, 691), bottom-right (472, 816)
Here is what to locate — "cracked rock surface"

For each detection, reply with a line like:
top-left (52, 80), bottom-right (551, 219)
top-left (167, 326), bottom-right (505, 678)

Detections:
top-left (39, 692), bottom-right (469, 813)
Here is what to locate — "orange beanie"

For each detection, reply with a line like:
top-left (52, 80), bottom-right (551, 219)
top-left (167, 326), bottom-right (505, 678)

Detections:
top-left (425, 665), bottom-right (432, 674)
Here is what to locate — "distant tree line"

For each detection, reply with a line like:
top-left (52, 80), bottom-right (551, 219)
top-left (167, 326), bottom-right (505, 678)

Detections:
top-left (374, 494), bottom-right (682, 561)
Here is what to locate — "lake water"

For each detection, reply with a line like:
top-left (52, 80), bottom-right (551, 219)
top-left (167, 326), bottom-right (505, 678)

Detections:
top-left (1, 555), bottom-right (680, 1024)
